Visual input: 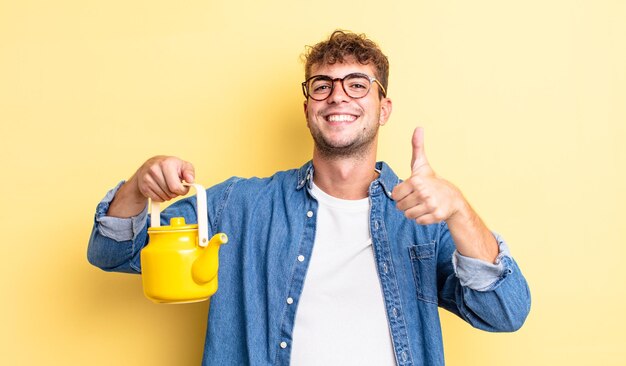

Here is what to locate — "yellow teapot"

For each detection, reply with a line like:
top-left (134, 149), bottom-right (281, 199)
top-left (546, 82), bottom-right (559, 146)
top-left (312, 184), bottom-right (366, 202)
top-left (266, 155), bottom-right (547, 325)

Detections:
top-left (141, 183), bottom-right (228, 304)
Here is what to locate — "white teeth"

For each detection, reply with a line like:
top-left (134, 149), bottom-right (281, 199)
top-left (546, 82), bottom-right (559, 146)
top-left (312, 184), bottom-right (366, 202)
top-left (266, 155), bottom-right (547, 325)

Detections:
top-left (327, 114), bottom-right (356, 122)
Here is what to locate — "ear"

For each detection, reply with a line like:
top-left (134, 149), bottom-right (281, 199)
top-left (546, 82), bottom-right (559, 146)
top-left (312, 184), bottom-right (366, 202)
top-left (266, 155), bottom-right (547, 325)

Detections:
top-left (378, 97), bottom-right (393, 126)
top-left (303, 100), bottom-right (311, 127)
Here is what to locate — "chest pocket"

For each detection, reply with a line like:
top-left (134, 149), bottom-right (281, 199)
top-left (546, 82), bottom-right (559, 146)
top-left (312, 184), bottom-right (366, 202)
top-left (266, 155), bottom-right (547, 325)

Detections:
top-left (408, 242), bottom-right (438, 304)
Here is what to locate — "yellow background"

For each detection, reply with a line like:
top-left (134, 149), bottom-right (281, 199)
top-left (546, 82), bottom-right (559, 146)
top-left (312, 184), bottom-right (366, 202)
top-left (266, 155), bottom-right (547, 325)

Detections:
top-left (1, 0), bottom-right (624, 365)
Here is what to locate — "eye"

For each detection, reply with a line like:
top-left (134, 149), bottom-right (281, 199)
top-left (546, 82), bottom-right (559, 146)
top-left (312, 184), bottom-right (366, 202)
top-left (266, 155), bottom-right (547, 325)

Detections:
top-left (312, 84), bottom-right (331, 93)
top-left (348, 82), bottom-right (367, 89)
top-left (310, 78), bottom-right (332, 94)
top-left (345, 75), bottom-right (370, 92)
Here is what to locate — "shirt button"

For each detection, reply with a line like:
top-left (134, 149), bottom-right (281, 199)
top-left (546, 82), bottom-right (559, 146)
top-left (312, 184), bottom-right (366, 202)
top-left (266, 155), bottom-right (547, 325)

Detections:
top-left (306, 210), bottom-right (313, 218)
top-left (280, 341), bottom-right (288, 349)
top-left (287, 297), bottom-right (294, 305)
top-left (297, 255), bottom-right (305, 262)
top-left (382, 262), bottom-right (388, 274)
top-left (392, 307), bottom-right (398, 317)
top-left (374, 221), bottom-right (379, 230)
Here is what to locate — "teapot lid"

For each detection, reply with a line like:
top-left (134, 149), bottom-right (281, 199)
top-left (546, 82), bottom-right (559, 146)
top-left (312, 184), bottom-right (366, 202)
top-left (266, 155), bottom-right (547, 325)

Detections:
top-left (148, 217), bottom-right (198, 232)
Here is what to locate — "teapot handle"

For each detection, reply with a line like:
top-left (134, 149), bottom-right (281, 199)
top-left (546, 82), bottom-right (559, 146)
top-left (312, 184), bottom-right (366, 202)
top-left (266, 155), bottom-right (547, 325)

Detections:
top-left (149, 183), bottom-right (210, 247)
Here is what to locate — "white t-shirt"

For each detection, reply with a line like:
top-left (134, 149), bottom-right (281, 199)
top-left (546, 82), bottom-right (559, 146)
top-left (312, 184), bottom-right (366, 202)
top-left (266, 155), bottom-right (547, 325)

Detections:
top-left (290, 182), bottom-right (396, 365)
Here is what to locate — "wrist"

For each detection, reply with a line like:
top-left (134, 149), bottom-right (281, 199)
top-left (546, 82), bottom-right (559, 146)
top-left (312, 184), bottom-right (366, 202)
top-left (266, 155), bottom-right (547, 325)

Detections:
top-left (447, 185), bottom-right (471, 224)
top-left (124, 176), bottom-right (147, 204)
top-left (107, 178), bottom-right (148, 218)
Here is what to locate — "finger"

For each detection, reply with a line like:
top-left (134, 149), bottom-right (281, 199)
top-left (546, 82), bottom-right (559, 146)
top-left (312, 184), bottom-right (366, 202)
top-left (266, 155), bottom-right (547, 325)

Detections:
top-left (392, 174), bottom-right (429, 202)
top-left (145, 187), bottom-right (169, 202)
top-left (411, 127), bottom-right (429, 173)
top-left (395, 191), bottom-right (423, 211)
top-left (403, 203), bottom-right (430, 220)
top-left (391, 181), bottom-right (415, 202)
top-left (141, 175), bottom-right (171, 202)
top-left (181, 161), bottom-right (195, 184)
top-left (161, 161), bottom-right (188, 196)
top-left (148, 165), bottom-right (178, 200)
top-left (414, 213), bottom-right (440, 226)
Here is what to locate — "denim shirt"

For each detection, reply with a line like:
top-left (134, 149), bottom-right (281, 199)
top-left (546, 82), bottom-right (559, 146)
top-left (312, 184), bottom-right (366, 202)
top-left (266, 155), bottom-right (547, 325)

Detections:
top-left (87, 161), bottom-right (531, 366)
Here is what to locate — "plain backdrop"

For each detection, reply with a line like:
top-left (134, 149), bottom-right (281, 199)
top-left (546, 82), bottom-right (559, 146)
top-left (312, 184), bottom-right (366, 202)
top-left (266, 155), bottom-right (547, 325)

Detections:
top-left (1, 1), bottom-right (624, 365)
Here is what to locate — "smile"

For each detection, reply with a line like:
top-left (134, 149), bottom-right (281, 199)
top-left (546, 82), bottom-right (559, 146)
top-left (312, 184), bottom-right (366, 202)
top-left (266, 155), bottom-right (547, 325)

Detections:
top-left (325, 114), bottom-right (358, 122)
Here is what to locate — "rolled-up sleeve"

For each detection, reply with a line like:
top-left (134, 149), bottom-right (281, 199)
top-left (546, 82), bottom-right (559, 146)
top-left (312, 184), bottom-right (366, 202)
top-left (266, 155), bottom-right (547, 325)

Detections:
top-left (87, 181), bottom-right (149, 273)
top-left (96, 181), bottom-right (148, 242)
top-left (451, 232), bottom-right (513, 291)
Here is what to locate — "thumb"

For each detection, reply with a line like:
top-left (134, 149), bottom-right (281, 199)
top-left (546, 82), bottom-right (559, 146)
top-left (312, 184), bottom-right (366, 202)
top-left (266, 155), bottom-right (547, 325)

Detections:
top-left (411, 127), bottom-right (429, 172)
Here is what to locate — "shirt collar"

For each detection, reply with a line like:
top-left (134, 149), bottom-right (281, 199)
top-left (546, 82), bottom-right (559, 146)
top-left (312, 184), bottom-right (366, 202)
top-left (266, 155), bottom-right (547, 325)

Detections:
top-left (296, 160), bottom-right (399, 200)
top-left (374, 161), bottom-right (399, 199)
top-left (296, 161), bottom-right (314, 190)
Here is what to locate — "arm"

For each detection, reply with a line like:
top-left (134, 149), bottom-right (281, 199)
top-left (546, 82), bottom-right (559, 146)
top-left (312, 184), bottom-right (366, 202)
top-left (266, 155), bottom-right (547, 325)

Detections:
top-left (87, 156), bottom-right (196, 272)
top-left (87, 182), bottom-right (149, 273)
top-left (437, 224), bottom-right (531, 332)
top-left (392, 127), bottom-right (498, 262)
top-left (392, 127), bottom-right (530, 330)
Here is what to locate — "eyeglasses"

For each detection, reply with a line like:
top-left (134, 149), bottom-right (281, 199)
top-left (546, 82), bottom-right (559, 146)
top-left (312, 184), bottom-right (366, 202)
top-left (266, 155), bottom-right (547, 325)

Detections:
top-left (301, 72), bottom-right (387, 101)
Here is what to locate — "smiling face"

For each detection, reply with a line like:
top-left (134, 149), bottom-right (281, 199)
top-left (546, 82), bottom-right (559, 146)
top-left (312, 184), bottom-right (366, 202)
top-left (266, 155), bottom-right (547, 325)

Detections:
top-left (304, 59), bottom-right (392, 159)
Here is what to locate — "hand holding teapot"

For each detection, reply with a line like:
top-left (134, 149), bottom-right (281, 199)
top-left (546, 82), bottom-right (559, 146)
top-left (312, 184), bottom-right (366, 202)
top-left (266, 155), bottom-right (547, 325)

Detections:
top-left (107, 156), bottom-right (195, 218)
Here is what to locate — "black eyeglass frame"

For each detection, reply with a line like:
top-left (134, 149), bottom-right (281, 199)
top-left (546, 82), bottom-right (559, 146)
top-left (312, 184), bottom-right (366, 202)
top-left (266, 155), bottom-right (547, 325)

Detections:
top-left (301, 72), bottom-right (387, 101)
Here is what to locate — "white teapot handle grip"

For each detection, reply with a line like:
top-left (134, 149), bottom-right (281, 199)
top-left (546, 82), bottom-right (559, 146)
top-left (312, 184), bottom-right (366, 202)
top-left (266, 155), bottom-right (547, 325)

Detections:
top-left (149, 183), bottom-right (209, 247)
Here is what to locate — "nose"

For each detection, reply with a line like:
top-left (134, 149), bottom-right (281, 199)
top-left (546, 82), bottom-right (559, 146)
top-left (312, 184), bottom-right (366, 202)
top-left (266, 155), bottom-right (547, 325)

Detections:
top-left (326, 79), bottom-right (350, 103)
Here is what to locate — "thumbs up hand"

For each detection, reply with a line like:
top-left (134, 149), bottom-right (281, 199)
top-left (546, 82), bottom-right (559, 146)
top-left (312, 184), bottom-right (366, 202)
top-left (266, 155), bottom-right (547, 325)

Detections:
top-left (392, 127), bottom-right (499, 262)
top-left (391, 127), bottom-right (465, 225)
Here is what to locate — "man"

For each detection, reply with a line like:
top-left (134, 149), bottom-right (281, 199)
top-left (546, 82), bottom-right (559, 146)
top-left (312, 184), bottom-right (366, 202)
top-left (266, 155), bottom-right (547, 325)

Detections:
top-left (88, 30), bottom-right (530, 365)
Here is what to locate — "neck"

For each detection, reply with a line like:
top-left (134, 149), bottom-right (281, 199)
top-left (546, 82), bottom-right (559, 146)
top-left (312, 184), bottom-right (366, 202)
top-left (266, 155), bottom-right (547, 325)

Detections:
top-left (311, 144), bottom-right (379, 200)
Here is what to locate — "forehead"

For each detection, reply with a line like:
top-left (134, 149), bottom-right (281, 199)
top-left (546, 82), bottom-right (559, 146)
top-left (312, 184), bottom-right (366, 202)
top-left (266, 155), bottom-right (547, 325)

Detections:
top-left (310, 61), bottom-right (376, 78)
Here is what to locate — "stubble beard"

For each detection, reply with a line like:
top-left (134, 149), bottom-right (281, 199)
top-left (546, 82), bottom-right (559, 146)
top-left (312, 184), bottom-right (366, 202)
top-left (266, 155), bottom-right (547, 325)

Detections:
top-left (309, 119), bottom-right (380, 160)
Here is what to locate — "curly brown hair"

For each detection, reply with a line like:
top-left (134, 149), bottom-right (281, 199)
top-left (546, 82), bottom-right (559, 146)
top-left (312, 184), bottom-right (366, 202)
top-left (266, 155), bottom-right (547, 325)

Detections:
top-left (303, 30), bottom-right (390, 97)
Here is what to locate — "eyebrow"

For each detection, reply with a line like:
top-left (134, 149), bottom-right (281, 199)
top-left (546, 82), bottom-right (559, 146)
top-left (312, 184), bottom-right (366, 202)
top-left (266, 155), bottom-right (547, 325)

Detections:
top-left (310, 72), bottom-right (371, 80)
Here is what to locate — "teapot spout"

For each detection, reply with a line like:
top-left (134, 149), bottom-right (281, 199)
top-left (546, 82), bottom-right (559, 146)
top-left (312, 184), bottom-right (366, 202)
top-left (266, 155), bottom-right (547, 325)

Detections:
top-left (192, 233), bottom-right (228, 285)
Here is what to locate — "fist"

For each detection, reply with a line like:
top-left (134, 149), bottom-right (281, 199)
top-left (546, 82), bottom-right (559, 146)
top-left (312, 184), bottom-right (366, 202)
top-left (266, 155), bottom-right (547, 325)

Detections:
top-left (391, 128), bottom-right (464, 225)
top-left (132, 155), bottom-right (196, 202)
